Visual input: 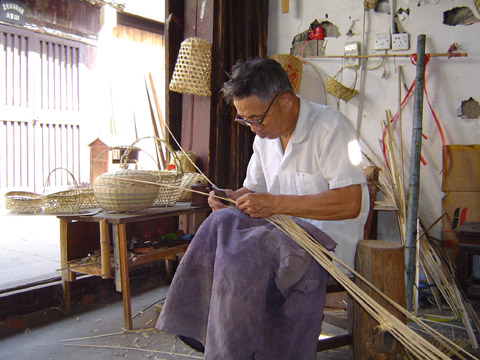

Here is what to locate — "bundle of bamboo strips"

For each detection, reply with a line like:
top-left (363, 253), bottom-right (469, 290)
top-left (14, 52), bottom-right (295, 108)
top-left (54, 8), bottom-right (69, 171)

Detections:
top-left (268, 215), bottom-right (475, 360)
top-left (378, 106), bottom-right (479, 348)
top-left (380, 109), bottom-right (407, 244)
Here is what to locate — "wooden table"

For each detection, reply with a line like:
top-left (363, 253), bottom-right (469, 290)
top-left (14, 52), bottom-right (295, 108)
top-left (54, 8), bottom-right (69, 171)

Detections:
top-left (57, 203), bottom-right (209, 329)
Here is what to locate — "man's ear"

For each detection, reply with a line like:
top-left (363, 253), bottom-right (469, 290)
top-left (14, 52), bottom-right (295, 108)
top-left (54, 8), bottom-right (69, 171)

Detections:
top-left (279, 92), bottom-right (294, 111)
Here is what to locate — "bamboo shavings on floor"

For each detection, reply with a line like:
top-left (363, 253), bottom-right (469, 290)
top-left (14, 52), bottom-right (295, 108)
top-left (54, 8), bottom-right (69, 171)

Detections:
top-left (64, 343), bottom-right (204, 359)
top-left (419, 234), bottom-right (480, 349)
top-left (268, 214), bottom-right (476, 360)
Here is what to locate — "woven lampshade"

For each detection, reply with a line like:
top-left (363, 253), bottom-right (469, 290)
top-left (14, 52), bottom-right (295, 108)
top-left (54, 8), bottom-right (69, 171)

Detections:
top-left (169, 37), bottom-right (212, 97)
top-left (270, 54), bottom-right (303, 93)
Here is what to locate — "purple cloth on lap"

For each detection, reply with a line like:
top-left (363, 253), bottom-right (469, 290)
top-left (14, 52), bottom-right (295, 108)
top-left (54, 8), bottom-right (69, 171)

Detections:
top-left (156, 207), bottom-right (336, 360)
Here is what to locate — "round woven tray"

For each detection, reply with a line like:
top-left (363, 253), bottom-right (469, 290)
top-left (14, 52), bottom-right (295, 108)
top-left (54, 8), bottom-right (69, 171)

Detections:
top-left (4, 191), bottom-right (43, 214)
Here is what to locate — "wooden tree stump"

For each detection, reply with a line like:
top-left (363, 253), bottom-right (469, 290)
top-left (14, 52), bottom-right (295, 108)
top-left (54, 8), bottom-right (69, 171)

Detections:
top-left (353, 240), bottom-right (406, 360)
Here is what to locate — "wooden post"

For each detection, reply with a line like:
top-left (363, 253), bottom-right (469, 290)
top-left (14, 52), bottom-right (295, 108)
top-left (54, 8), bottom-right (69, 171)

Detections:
top-left (354, 240), bottom-right (406, 360)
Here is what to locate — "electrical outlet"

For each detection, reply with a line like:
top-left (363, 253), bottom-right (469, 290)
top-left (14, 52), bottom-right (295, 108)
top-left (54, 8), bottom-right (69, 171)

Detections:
top-left (344, 41), bottom-right (360, 68)
top-left (374, 33), bottom-right (391, 50)
top-left (392, 33), bottom-right (410, 51)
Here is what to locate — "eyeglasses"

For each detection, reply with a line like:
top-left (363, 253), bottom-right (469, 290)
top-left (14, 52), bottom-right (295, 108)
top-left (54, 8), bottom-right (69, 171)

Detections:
top-left (234, 94), bottom-right (279, 127)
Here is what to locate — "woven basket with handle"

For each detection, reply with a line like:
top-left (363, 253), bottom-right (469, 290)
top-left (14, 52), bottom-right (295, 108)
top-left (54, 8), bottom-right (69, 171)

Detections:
top-left (43, 168), bottom-right (81, 214)
top-left (326, 66), bottom-right (359, 102)
top-left (92, 137), bottom-right (183, 212)
top-left (132, 137), bottom-right (184, 207)
top-left (93, 168), bottom-right (160, 213)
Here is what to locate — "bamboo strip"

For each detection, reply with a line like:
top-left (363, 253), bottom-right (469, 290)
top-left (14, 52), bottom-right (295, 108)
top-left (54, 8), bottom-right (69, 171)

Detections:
top-left (268, 215), bottom-right (475, 360)
top-left (108, 177), bottom-right (234, 205)
top-left (63, 343), bottom-right (204, 359)
top-left (419, 235), bottom-right (479, 348)
top-left (62, 328), bottom-right (158, 342)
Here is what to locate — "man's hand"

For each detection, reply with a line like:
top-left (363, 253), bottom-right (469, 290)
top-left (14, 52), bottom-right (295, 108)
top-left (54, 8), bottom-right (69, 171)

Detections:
top-left (236, 192), bottom-right (277, 219)
top-left (208, 189), bottom-right (234, 211)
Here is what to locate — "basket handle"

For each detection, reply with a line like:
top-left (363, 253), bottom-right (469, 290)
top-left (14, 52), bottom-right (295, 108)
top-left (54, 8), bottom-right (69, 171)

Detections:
top-left (90, 145), bottom-right (163, 187)
top-left (333, 66), bottom-right (358, 90)
top-left (128, 136), bottom-right (184, 178)
top-left (43, 167), bottom-right (80, 196)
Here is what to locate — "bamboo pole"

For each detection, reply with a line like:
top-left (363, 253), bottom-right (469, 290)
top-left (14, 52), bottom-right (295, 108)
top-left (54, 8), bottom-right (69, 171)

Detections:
top-left (297, 52), bottom-right (467, 60)
top-left (148, 73), bottom-right (167, 140)
top-left (405, 34), bottom-right (426, 312)
top-left (145, 79), bottom-right (167, 169)
top-left (99, 218), bottom-right (111, 279)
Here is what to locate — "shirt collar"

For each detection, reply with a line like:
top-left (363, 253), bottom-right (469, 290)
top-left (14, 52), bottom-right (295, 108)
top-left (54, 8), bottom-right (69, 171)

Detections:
top-left (289, 96), bottom-right (312, 144)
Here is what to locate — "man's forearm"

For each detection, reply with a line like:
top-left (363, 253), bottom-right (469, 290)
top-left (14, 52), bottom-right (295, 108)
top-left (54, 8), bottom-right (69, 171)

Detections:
top-left (274, 184), bottom-right (362, 220)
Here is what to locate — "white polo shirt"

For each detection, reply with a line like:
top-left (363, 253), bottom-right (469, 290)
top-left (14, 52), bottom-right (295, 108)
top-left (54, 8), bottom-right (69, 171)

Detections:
top-left (243, 97), bottom-right (369, 272)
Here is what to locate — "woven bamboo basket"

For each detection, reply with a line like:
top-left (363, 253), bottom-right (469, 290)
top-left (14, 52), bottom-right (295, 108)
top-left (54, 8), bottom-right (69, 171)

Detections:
top-left (178, 172), bottom-right (208, 202)
top-left (4, 191), bottom-right (44, 214)
top-left (43, 168), bottom-right (81, 214)
top-left (169, 37), bottom-right (212, 97)
top-left (154, 169), bottom-right (182, 206)
top-left (78, 188), bottom-right (100, 209)
top-left (92, 137), bottom-right (183, 211)
top-left (326, 67), bottom-right (359, 102)
top-left (133, 137), bottom-right (184, 207)
top-left (93, 169), bottom-right (160, 213)
top-left (172, 150), bottom-right (197, 173)
top-left (270, 54), bottom-right (303, 93)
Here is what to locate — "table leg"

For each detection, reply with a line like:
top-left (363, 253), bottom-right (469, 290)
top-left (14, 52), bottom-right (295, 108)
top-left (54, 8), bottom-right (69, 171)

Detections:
top-left (59, 219), bottom-right (72, 314)
top-left (99, 219), bottom-right (112, 279)
top-left (116, 223), bottom-right (132, 330)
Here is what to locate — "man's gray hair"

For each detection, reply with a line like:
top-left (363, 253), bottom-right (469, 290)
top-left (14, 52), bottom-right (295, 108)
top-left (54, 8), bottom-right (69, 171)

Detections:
top-left (221, 57), bottom-right (294, 104)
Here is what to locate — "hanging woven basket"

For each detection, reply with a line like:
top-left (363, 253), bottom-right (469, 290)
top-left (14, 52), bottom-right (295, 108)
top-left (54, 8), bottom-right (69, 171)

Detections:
top-left (169, 37), bottom-right (212, 97)
top-left (326, 66), bottom-right (359, 102)
top-left (270, 54), bottom-right (303, 93)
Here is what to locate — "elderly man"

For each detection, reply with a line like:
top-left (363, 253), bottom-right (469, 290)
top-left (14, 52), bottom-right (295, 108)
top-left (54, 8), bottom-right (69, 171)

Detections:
top-left (156, 57), bottom-right (369, 360)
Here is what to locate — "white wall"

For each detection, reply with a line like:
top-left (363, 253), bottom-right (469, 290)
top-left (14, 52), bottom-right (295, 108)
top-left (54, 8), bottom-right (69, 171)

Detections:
top-left (267, 0), bottom-right (480, 240)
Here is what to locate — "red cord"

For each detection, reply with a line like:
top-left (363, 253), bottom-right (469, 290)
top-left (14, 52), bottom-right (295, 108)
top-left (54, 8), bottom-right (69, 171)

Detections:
top-left (381, 53), bottom-right (447, 174)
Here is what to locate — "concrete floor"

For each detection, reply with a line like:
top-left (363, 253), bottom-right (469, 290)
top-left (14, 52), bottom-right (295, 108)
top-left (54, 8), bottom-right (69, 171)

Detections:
top-left (1, 273), bottom-right (480, 360)
top-left (0, 209), bottom-right (60, 291)
top-left (0, 280), bottom-right (355, 360)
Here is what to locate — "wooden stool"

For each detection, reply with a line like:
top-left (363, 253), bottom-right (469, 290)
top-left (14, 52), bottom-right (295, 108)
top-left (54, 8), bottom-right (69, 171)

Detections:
top-left (354, 240), bottom-right (405, 360)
